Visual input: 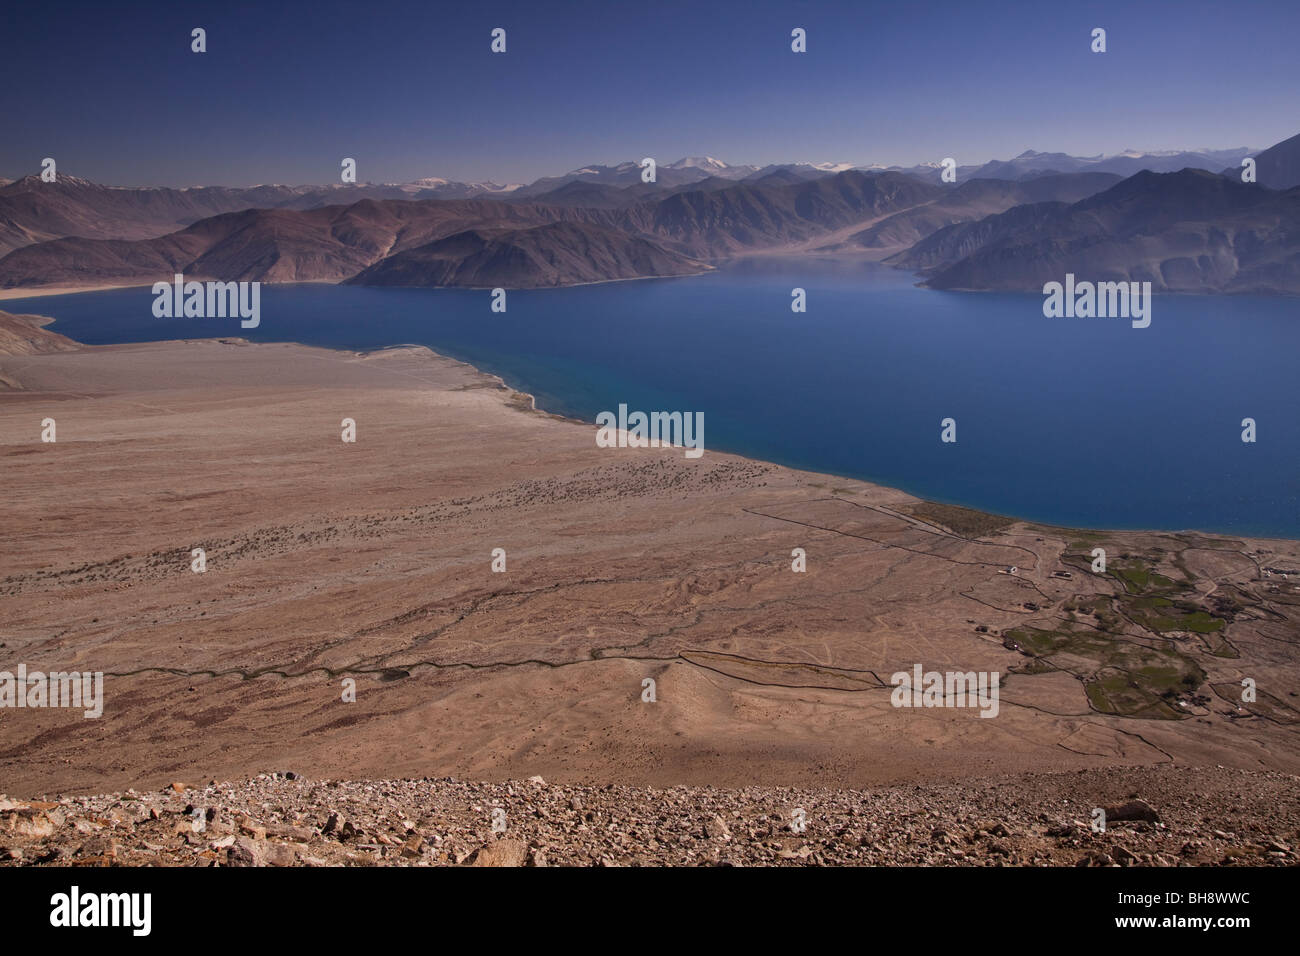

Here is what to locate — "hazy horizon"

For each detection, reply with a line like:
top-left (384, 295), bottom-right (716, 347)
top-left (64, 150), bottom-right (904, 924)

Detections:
top-left (0, 140), bottom-right (1272, 190)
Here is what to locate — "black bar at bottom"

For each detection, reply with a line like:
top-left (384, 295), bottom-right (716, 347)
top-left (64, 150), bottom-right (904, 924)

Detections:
top-left (0, 864), bottom-right (1274, 942)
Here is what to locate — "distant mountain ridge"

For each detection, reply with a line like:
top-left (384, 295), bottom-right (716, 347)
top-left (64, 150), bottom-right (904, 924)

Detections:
top-left (0, 144), bottom-right (1261, 258)
top-left (348, 221), bottom-right (709, 288)
top-left (901, 169), bottom-right (1300, 295)
top-left (1248, 132), bottom-right (1300, 190)
top-left (0, 174), bottom-right (524, 258)
top-left (0, 169), bottom-right (944, 289)
top-left (0, 198), bottom-right (619, 288)
top-left (884, 146), bottom-right (1255, 185)
top-left (822, 173), bottom-right (1123, 254)
top-left (1, 135), bottom-right (1297, 295)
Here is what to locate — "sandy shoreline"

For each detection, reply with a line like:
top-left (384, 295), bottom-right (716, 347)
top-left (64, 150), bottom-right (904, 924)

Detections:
top-left (5, 298), bottom-right (1291, 544)
top-left (0, 282), bottom-right (156, 301)
top-left (0, 265), bottom-right (720, 303)
top-left (1, 315), bottom-right (1298, 800)
top-left (0, 278), bottom-right (374, 302)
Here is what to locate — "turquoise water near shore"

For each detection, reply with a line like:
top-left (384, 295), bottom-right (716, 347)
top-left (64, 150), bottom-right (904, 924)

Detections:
top-left (10, 260), bottom-right (1298, 538)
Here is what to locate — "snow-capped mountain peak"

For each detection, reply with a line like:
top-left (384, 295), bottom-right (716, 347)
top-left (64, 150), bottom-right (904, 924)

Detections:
top-left (667, 156), bottom-right (730, 170)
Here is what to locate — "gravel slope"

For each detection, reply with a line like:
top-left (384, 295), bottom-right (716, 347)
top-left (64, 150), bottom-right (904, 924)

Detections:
top-left (4, 765), bottom-right (1297, 867)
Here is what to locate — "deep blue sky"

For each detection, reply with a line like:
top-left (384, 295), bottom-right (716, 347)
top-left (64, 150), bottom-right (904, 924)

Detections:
top-left (2, 0), bottom-right (1296, 187)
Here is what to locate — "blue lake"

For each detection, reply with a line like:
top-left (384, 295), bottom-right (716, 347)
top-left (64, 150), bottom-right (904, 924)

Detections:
top-left (9, 260), bottom-right (1298, 538)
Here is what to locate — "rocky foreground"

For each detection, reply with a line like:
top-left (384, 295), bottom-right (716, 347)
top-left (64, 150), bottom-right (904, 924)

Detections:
top-left (3, 764), bottom-right (1297, 867)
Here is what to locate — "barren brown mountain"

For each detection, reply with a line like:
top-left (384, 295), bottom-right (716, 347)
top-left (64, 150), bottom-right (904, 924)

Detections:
top-left (0, 171), bottom-right (947, 290)
top-left (908, 169), bottom-right (1300, 293)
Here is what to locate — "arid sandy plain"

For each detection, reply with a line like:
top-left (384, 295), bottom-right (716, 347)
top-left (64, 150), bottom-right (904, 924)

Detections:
top-left (2, 309), bottom-right (1299, 803)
